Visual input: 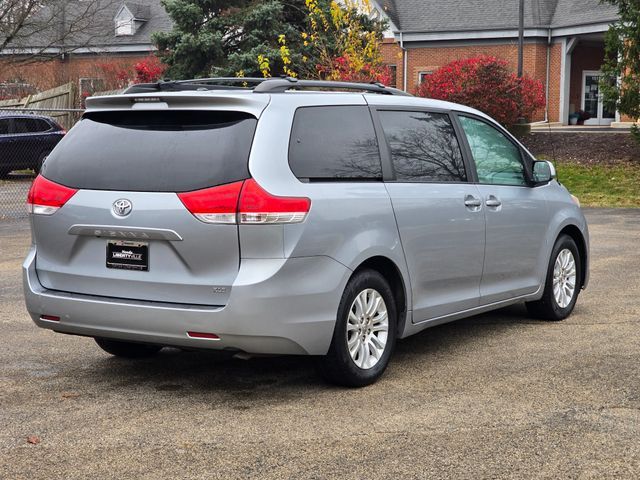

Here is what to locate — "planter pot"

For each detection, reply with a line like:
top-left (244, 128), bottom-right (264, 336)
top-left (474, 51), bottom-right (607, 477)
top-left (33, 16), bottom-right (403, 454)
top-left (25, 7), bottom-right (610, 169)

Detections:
top-left (569, 117), bottom-right (578, 125)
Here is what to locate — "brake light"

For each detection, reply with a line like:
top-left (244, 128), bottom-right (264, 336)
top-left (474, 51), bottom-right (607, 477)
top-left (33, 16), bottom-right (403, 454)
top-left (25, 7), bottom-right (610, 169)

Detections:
top-left (238, 179), bottom-right (310, 224)
top-left (27, 175), bottom-right (78, 215)
top-left (177, 181), bottom-right (244, 224)
top-left (178, 179), bottom-right (310, 225)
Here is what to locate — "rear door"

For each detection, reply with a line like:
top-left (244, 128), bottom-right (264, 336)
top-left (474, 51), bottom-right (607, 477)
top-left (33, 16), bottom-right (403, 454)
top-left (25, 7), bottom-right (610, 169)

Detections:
top-left (456, 114), bottom-right (550, 304)
top-left (34, 109), bottom-right (259, 306)
top-left (375, 108), bottom-right (486, 322)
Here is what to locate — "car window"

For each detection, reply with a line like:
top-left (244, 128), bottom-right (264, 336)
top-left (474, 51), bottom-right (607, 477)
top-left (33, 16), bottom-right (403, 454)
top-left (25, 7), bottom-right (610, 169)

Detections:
top-left (43, 110), bottom-right (256, 192)
top-left (459, 116), bottom-right (526, 186)
top-left (32, 119), bottom-right (51, 132)
top-left (0, 119), bottom-right (9, 135)
top-left (289, 106), bottom-right (382, 181)
top-left (379, 110), bottom-right (467, 183)
top-left (12, 118), bottom-right (31, 134)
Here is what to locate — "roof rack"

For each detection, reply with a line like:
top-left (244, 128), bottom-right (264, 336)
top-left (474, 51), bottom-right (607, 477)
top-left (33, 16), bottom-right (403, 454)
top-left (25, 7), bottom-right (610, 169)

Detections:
top-left (123, 77), bottom-right (412, 96)
top-left (252, 78), bottom-right (411, 96)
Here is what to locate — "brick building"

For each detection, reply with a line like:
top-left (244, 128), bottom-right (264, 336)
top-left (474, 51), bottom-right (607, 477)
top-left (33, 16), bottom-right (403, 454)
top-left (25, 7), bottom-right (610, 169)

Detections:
top-left (0, 1), bottom-right (171, 95)
top-left (373, 0), bottom-right (623, 125)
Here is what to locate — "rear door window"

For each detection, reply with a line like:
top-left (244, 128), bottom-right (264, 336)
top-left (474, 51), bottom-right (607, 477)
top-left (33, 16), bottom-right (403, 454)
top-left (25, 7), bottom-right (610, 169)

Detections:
top-left (288, 106), bottom-right (382, 181)
top-left (378, 110), bottom-right (467, 182)
top-left (42, 110), bottom-right (257, 192)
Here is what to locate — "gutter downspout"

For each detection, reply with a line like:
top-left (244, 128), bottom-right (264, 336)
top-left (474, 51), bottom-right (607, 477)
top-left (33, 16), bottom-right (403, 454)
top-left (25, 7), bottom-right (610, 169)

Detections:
top-left (400, 31), bottom-right (408, 92)
top-left (545, 28), bottom-right (551, 122)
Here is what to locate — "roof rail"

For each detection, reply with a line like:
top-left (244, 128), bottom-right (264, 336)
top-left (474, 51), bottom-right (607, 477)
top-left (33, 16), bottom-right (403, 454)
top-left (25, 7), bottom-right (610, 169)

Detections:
top-left (253, 78), bottom-right (412, 96)
top-left (122, 77), bottom-right (412, 96)
top-left (123, 79), bottom-right (254, 94)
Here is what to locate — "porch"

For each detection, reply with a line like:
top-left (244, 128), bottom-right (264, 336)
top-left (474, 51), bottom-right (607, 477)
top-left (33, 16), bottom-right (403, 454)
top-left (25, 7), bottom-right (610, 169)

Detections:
top-left (559, 33), bottom-right (627, 127)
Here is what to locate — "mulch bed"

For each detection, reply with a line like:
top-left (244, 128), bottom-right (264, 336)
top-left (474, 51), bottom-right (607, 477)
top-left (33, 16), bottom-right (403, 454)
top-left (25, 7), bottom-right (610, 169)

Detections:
top-left (519, 132), bottom-right (640, 165)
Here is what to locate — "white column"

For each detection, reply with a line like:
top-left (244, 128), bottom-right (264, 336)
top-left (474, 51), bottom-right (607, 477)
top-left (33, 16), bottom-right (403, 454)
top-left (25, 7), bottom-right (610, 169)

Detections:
top-left (559, 37), bottom-right (578, 125)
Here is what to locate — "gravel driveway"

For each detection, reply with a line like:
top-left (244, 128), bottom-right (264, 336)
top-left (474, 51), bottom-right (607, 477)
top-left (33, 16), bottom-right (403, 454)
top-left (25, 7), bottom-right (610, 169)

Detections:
top-left (1, 209), bottom-right (639, 479)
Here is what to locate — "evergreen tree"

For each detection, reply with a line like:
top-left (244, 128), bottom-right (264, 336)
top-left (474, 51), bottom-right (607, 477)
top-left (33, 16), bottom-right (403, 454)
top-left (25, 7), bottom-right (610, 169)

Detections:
top-left (154, 0), bottom-right (307, 79)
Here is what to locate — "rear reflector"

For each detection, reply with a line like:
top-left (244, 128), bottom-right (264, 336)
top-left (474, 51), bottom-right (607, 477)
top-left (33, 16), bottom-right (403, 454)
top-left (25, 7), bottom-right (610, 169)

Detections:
top-left (27, 175), bottom-right (78, 216)
top-left (178, 179), bottom-right (310, 225)
top-left (187, 331), bottom-right (220, 340)
top-left (40, 315), bottom-right (60, 322)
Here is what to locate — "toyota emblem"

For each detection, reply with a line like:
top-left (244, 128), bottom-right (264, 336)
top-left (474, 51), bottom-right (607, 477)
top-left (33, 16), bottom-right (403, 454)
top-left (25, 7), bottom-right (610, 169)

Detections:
top-left (112, 199), bottom-right (132, 217)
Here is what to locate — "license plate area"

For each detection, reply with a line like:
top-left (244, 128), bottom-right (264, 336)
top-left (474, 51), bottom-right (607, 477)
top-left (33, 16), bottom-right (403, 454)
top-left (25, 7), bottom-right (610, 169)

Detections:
top-left (106, 240), bottom-right (149, 271)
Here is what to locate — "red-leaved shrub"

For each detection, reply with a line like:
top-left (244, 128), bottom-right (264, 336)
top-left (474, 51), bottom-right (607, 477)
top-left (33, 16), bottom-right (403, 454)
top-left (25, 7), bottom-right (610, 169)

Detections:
top-left (415, 56), bottom-right (545, 126)
top-left (133, 55), bottom-right (167, 83)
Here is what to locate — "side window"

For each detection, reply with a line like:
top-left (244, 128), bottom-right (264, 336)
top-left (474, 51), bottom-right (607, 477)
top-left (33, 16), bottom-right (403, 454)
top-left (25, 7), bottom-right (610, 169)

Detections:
top-left (0, 119), bottom-right (9, 135)
top-left (379, 110), bottom-right (467, 183)
top-left (289, 106), bottom-right (382, 181)
top-left (12, 118), bottom-right (30, 134)
top-left (32, 119), bottom-right (51, 132)
top-left (459, 116), bottom-right (526, 186)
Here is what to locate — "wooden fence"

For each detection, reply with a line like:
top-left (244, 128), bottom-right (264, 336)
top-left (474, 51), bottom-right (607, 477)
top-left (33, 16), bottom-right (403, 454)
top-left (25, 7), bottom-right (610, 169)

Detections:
top-left (0, 83), bottom-right (79, 128)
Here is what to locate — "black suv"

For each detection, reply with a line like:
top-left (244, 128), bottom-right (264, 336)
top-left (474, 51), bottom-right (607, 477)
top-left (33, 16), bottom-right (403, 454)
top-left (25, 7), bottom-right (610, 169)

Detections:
top-left (0, 114), bottom-right (66, 177)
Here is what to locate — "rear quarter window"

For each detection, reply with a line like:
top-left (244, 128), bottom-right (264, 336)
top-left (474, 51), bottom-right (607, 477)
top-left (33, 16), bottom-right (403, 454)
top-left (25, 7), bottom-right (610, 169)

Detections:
top-left (42, 110), bottom-right (257, 192)
top-left (288, 106), bottom-right (382, 181)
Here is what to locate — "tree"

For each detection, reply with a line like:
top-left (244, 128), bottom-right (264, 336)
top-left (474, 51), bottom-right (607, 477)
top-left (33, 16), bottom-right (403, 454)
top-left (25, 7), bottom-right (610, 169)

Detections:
top-left (601, 0), bottom-right (640, 138)
top-left (292, 0), bottom-right (390, 83)
top-left (154, 0), bottom-right (308, 79)
top-left (0, 0), bottom-right (120, 62)
top-left (154, 0), bottom-right (388, 81)
top-left (415, 56), bottom-right (545, 127)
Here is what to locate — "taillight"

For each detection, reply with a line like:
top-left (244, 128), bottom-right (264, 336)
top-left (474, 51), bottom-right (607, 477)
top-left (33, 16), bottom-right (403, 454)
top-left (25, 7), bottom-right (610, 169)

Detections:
top-left (238, 179), bottom-right (310, 224)
top-left (27, 175), bottom-right (78, 215)
top-left (178, 179), bottom-right (311, 225)
top-left (177, 181), bottom-right (243, 224)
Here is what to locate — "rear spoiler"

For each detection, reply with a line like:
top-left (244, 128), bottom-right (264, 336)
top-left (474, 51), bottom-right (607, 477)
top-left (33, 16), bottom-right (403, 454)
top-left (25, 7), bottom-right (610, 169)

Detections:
top-left (84, 92), bottom-right (270, 118)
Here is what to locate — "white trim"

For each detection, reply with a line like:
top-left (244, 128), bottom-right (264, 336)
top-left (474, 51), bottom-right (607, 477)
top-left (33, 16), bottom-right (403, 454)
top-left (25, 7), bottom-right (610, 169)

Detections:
top-left (396, 28), bottom-right (550, 42)
top-left (393, 22), bottom-right (612, 43)
top-left (0, 44), bottom-right (156, 55)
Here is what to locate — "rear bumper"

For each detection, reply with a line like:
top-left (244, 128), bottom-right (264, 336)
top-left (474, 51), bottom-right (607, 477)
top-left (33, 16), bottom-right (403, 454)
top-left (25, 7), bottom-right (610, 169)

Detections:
top-left (23, 247), bottom-right (350, 355)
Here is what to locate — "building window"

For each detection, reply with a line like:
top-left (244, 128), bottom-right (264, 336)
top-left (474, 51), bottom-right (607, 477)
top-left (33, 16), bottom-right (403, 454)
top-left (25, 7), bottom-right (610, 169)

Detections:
top-left (418, 71), bottom-right (433, 84)
top-left (115, 19), bottom-right (134, 36)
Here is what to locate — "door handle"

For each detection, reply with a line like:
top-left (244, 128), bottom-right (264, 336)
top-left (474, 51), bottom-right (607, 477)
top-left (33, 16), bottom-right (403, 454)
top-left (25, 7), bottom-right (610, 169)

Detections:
top-left (485, 195), bottom-right (502, 208)
top-left (464, 195), bottom-right (482, 209)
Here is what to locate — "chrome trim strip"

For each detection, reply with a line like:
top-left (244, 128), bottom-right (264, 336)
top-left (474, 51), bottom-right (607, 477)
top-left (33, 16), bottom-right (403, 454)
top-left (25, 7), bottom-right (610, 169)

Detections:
top-left (68, 224), bottom-right (183, 241)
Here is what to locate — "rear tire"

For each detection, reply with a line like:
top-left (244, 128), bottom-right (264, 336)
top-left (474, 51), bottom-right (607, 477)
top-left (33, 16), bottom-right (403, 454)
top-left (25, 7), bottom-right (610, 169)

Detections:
top-left (317, 269), bottom-right (397, 387)
top-left (94, 337), bottom-right (162, 358)
top-left (526, 234), bottom-right (581, 321)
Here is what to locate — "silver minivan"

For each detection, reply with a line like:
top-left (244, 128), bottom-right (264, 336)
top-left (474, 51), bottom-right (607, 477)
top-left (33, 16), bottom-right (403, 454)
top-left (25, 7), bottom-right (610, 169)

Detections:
top-left (23, 78), bottom-right (589, 386)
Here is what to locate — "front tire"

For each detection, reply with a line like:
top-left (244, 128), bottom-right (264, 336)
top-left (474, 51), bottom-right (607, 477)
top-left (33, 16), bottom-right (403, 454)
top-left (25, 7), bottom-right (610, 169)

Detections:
top-left (526, 234), bottom-right (581, 321)
top-left (95, 337), bottom-right (162, 358)
top-left (318, 269), bottom-right (397, 387)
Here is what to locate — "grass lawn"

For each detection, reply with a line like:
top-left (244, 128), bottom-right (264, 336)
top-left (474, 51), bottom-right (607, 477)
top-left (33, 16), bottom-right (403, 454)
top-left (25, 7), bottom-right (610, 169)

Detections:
top-left (555, 162), bottom-right (640, 208)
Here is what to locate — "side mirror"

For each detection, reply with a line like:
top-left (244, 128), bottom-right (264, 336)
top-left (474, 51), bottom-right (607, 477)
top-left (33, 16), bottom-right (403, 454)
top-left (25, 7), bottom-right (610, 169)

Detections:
top-left (532, 160), bottom-right (556, 185)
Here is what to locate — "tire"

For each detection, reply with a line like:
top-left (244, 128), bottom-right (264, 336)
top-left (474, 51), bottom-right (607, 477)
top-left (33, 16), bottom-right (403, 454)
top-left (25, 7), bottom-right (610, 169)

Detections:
top-left (526, 234), bottom-right (581, 321)
top-left (317, 269), bottom-right (397, 387)
top-left (94, 337), bottom-right (162, 358)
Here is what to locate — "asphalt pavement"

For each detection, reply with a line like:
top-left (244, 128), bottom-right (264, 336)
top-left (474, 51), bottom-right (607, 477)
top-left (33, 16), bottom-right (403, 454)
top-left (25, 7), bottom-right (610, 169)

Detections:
top-left (1, 209), bottom-right (639, 479)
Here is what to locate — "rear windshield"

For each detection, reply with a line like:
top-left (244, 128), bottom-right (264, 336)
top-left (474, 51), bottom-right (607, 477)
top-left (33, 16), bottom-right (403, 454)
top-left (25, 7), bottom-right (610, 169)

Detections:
top-left (42, 110), bottom-right (257, 192)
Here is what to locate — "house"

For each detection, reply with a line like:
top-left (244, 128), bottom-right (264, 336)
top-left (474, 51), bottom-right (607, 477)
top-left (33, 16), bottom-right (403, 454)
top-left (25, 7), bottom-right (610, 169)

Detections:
top-left (0, 0), bottom-right (172, 93)
top-left (374, 0), bottom-right (624, 126)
